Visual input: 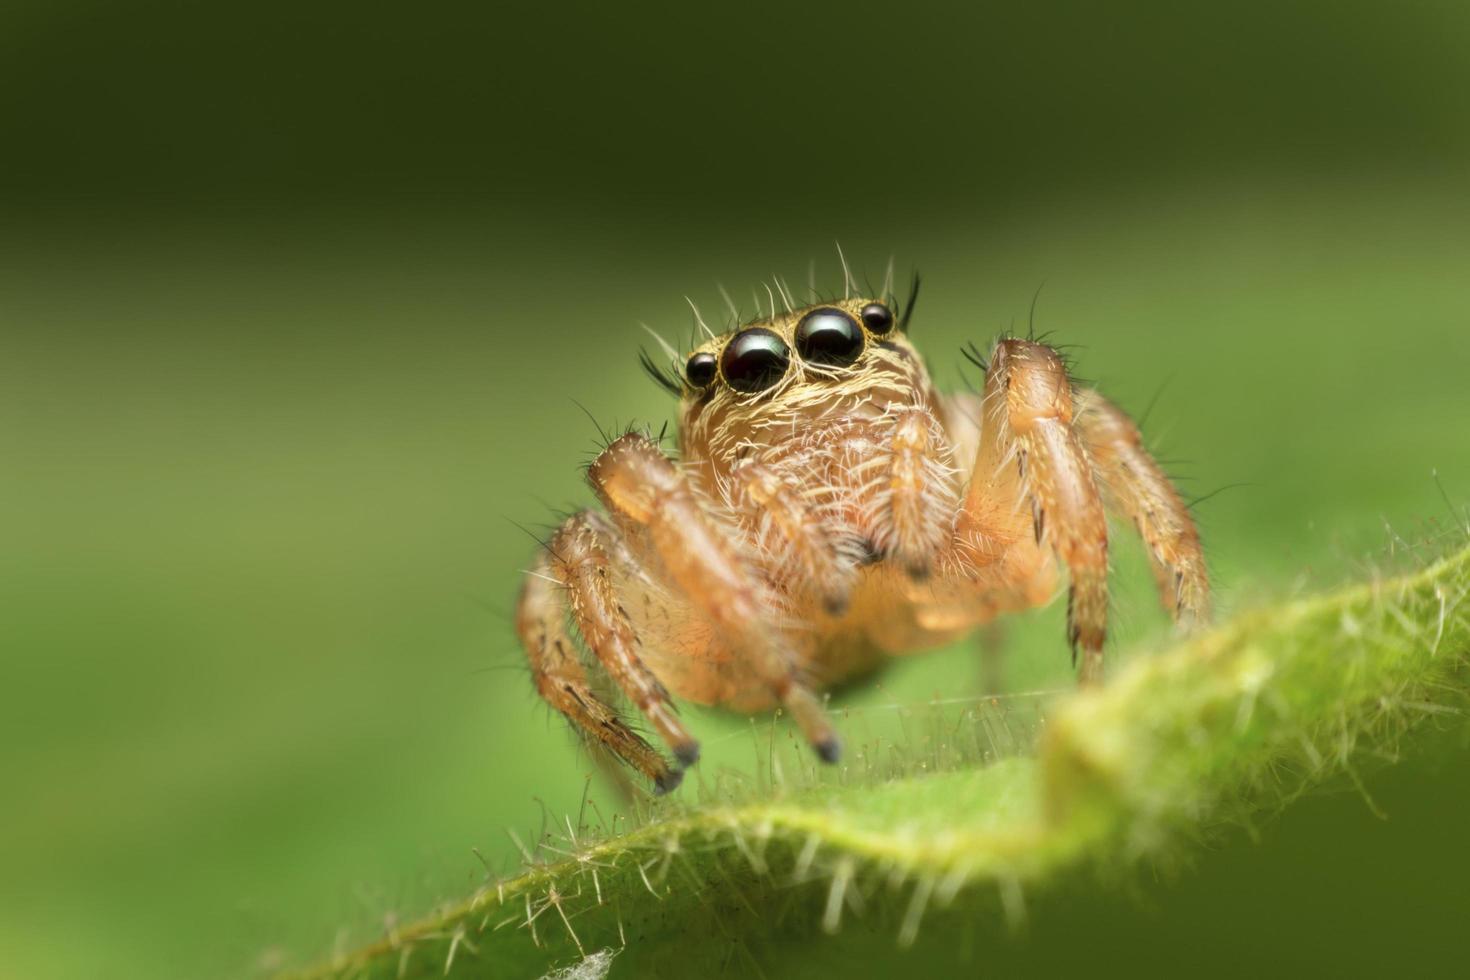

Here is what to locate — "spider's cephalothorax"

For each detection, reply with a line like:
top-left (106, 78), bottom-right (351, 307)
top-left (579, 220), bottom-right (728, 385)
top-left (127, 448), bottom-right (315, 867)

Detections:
top-left (516, 288), bottom-right (1209, 792)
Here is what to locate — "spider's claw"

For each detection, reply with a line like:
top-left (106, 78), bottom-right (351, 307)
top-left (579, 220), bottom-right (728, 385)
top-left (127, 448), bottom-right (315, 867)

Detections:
top-left (673, 740), bottom-right (701, 769)
top-left (814, 734), bottom-right (843, 764)
top-left (822, 593), bottom-right (850, 616)
top-left (652, 765), bottom-right (685, 795)
top-left (653, 740), bottom-right (700, 794)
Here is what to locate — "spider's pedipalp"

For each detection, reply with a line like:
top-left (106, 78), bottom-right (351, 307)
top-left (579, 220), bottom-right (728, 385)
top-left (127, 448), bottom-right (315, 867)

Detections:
top-left (848, 407), bottom-right (958, 580)
top-left (1075, 389), bottom-right (1211, 628)
top-left (724, 460), bottom-right (858, 614)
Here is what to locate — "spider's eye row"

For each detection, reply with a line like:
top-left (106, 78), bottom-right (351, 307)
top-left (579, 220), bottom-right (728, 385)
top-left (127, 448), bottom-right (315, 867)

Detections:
top-left (795, 308), bottom-right (864, 367)
top-left (860, 302), bottom-right (895, 334)
top-left (685, 351), bottom-right (717, 388)
top-left (721, 328), bottom-right (790, 393)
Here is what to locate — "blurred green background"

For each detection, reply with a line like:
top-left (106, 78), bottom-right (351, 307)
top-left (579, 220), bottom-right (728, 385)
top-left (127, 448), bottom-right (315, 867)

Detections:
top-left (3, 2), bottom-right (1469, 977)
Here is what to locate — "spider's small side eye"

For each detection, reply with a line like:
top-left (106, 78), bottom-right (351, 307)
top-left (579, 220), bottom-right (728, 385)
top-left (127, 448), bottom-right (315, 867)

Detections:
top-left (860, 302), bottom-right (895, 334)
top-left (685, 351), bottom-right (717, 388)
top-left (721, 328), bottom-right (790, 393)
top-left (795, 308), bottom-right (864, 367)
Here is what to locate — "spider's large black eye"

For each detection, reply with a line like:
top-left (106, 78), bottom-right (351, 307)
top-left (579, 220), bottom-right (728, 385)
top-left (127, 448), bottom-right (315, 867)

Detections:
top-left (720, 328), bottom-right (790, 393)
top-left (860, 302), bottom-right (895, 334)
top-left (685, 351), bottom-right (716, 388)
top-left (795, 308), bottom-right (864, 367)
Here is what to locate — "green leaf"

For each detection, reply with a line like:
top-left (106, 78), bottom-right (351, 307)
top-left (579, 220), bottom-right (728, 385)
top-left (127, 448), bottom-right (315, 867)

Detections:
top-left (289, 545), bottom-right (1470, 979)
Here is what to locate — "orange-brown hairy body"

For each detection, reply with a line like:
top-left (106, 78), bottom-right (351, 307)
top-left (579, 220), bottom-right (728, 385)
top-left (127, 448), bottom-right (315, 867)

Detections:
top-left (515, 291), bottom-right (1209, 792)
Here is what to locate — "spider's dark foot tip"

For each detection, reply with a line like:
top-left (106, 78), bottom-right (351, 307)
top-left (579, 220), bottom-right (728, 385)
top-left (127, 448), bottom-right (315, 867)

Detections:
top-left (822, 594), bottom-right (850, 616)
top-left (814, 735), bottom-right (843, 765)
top-left (673, 740), bottom-right (701, 769)
top-left (904, 561), bottom-right (932, 582)
top-left (653, 766), bottom-right (685, 795)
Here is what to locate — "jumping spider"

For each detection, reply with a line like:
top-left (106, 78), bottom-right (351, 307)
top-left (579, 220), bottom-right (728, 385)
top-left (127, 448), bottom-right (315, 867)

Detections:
top-left (515, 278), bottom-right (1208, 792)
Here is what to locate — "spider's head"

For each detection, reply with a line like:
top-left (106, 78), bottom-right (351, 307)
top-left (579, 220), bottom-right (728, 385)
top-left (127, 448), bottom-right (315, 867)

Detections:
top-left (651, 287), bottom-right (935, 464)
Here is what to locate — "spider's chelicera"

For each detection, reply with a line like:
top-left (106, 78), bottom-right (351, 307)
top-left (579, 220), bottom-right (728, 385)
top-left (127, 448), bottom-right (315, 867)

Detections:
top-left (517, 286), bottom-right (1209, 793)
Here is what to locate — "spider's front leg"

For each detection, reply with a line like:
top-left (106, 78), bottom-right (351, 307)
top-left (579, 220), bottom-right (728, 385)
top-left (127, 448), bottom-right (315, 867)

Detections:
top-left (957, 339), bottom-right (1111, 682)
top-left (1074, 389), bottom-right (1210, 627)
top-left (591, 433), bottom-right (842, 762)
top-left (515, 517), bottom-right (691, 793)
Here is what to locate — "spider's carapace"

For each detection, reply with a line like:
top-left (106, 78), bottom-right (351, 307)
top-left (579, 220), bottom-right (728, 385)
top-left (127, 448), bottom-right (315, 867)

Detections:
top-left (515, 285), bottom-right (1208, 792)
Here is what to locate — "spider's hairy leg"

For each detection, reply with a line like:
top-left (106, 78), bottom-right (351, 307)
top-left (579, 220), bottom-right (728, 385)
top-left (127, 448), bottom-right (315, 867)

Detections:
top-left (958, 339), bottom-right (1111, 683)
top-left (548, 512), bottom-right (701, 768)
top-left (515, 546), bottom-right (685, 793)
top-left (726, 460), bottom-right (857, 614)
top-left (590, 433), bottom-right (842, 763)
top-left (1075, 388), bottom-right (1211, 627)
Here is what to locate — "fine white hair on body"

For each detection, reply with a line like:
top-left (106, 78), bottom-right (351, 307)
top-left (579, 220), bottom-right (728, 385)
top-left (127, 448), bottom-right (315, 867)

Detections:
top-left (835, 240), bottom-right (853, 298)
top-left (685, 296), bottom-right (716, 340)
top-left (717, 282), bottom-right (741, 321)
top-left (639, 322), bottom-right (680, 361)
